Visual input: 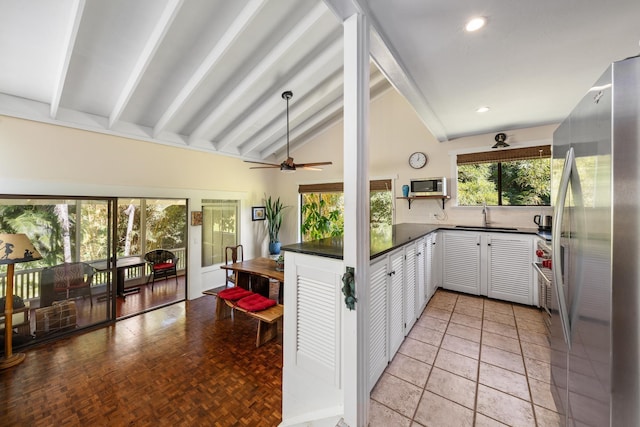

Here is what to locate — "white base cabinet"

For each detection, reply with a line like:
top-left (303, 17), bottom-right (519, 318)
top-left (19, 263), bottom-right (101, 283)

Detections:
top-left (368, 235), bottom-right (440, 391)
top-left (441, 230), bottom-right (537, 305)
top-left (368, 247), bottom-right (405, 392)
top-left (425, 232), bottom-right (440, 302)
top-left (369, 255), bottom-right (389, 391)
top-left (487, 233), bottom-right (537, 305)
top-left (404, 241), bottom-right (418, 334)
top-left (442, 231), bottom-right (482, 295)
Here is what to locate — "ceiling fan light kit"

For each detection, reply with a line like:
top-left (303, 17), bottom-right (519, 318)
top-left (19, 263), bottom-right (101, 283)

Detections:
top-left (245, 90), bottom-right (332, 172)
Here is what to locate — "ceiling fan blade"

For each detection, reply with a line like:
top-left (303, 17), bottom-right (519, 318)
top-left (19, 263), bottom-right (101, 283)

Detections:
top-left (295, 161), bottom-right (333, 168)
top-left (249, 165), bottom-right (281, 169)
top-left (244, 160), bottom-right (281, 167)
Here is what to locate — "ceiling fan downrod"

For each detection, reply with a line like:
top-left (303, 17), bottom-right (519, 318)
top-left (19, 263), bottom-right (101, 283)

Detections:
top-left (282, 90), bottom-right (293, 160)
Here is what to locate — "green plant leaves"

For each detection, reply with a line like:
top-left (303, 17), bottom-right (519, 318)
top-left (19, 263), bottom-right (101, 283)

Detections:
top-left (264, 195), bottom-right (288, 243)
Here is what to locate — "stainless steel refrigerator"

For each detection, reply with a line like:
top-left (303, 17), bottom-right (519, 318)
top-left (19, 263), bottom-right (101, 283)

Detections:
top-left (551, 55), bottom-right (640, 426)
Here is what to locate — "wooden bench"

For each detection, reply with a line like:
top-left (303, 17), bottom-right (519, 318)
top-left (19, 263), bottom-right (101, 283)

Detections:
top-left (204, 289), bottom-right (283, 347)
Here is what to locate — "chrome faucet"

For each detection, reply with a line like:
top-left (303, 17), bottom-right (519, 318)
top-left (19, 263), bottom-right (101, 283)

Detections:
top-left (482, 201), bottom-right (489, 227)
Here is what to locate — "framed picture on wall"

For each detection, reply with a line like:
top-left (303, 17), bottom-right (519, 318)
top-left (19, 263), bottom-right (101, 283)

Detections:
top-left (191, 211), bottom-right (202, 226)
top-left (252, 206), bottom-right (266, 221)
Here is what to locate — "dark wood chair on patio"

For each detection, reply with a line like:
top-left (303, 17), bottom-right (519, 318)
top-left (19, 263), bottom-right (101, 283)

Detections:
top-left (144, 249), bottom-right (178, 290)
top-left (40, 262), bottom-right (96, 307)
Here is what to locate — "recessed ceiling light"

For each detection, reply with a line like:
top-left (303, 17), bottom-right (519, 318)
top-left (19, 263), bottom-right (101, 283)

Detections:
top-left (476, 106), bottom-right (490, 113)
top-left (465, 17), bottom-right (486, 32)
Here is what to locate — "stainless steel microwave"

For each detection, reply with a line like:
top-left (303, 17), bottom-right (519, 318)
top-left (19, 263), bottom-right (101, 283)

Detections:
top-left (410, 177), bottom-right (447, 196)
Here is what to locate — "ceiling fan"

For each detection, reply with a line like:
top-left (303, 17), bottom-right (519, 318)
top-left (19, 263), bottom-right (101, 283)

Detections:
top-left (245, 90), bottom-right (332, 172)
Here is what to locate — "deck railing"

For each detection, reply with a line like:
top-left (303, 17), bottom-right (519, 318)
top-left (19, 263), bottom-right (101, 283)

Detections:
top-left (0, 247), bottom-right (186, 300)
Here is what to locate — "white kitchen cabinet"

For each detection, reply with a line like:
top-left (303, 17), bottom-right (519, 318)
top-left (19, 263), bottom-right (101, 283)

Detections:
top-left (388, 248), bottom-right (405, 357)
top-left (415, 237), bottom-right (426, 313)
top-left (440, 230), bottom-right (536, 305)
top-left (369, 255), bottom-right (389, 392)
top-left (442, 231), bottom-right (482, 295)
top-left (404, 242), bottom-right (417, 334)
top-left (368, 247), bottom-right (405, 391)
top-left (486, 233), bottom-right (536, 305)
top-left (425, 232), bottom-right (440, 302)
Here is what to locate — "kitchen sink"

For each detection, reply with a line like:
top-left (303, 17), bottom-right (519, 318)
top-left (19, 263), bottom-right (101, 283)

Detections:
top-left (454, 225), bottom-right (519, 231)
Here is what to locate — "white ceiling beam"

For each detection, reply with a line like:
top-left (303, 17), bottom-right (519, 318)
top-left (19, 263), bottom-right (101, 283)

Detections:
top-left (50, 0), bottom-right (85, 119)
top-left (190, 1), bottom-right (330, 146)
top-left (233, 36), bottom-right (343, 156)
top-left (325, 0), bottom-right (448, 141)
top-left (369, 28), bottom-right (448, 142)
top-left (152, 0), bottom-right (266, 138)
top-left (108, 0), bottom-right (184, 129)
top-left (322, 0), bottom-right (361, 21)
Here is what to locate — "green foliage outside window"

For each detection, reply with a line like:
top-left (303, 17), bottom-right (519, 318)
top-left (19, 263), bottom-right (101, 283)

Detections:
top-left (458, 158), bottom-right (550, 206)
top-left (301, 193), bottom-right (344, 241)
top-left (300, 190), bottom-right (393, 242)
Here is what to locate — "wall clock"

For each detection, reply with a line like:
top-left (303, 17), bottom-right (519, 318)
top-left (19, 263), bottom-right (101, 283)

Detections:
top-left (409, 152), bottom-right (428, 169)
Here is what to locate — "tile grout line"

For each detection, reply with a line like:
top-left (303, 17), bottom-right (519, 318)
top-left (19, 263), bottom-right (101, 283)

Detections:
top-left (515, 304), bottom-right (540, 427)
top-left (472, 296), bottom-right (484, 427)
top-left (407, 294), bottom-right (456, 424)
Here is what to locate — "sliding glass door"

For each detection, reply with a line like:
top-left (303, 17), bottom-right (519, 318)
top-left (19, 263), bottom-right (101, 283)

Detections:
top-left (0, 196), bottom-right (116, 353)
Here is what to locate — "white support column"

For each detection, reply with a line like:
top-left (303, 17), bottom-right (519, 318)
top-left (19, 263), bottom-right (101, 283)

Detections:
top-left (342, 12), bottom-right (370, 427)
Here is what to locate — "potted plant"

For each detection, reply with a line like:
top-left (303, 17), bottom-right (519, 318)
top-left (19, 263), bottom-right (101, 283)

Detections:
top-left (264, 195), bottom-right (288, 255)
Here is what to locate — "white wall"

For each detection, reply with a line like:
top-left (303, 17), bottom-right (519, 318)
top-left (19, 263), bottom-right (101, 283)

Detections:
top-left (0, 115), bottom-right (277, 298)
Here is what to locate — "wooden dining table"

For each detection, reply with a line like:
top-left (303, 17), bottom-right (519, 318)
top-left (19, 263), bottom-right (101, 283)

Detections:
top-left (220, 257), bottom-right (284, 303)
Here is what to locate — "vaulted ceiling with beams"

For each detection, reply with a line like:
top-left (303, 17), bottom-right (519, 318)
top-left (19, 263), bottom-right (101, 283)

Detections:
top-left (1, 0), bottom-right (639, 165)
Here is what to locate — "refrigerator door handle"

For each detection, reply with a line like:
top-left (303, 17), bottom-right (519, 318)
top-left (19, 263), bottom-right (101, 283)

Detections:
top-left (552, 147), bottom-right (574, 347)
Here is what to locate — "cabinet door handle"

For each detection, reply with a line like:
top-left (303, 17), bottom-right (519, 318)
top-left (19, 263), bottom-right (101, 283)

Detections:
top-left (488, 243), bottom-right (491, 246)
top-left (388, 270), bottom-right (395, 276)
top-left (416, 252), bottom-right (421, 256)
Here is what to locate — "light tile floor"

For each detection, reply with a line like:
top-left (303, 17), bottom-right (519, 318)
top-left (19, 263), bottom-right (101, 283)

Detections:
top-left (369, 289), bottom-right (564, 427)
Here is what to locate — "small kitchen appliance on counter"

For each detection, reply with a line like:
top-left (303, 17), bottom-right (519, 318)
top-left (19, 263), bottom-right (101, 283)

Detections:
top-left (533, 214), bottom-right (552, 231)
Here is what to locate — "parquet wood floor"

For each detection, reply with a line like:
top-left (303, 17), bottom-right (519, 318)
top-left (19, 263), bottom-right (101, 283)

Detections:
top-left (0, 295), bottom-right (283, 426)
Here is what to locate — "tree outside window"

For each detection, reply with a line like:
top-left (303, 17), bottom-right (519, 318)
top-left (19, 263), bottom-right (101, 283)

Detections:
top-left (457, 145), bottom-right (551, 206)
top-left (116, 199), bottom-right (186, 257)
top-left (299, 180), bottom-right (393, 243)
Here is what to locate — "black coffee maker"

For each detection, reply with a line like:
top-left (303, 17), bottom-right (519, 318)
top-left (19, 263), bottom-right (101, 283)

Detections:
top-left (533, 214), bottom-right (552, 231)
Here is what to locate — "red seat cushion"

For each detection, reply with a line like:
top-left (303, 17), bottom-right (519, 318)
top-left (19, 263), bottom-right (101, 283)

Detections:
top-left (153, 262), bottom-right (174, 270)
top-left (236, 293), bottom-right (277, 312)
top-left (218, 287), bottom-right (254, 301)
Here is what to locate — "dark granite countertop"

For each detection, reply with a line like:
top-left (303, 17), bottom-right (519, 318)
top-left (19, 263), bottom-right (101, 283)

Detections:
top-left (281, 223), bottom-right (548, 260)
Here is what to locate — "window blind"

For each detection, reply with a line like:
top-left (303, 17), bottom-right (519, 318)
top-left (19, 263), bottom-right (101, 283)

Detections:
top-left (457, 145), bottom-right (551, 165)
top-left (298, 179), bottom-right (391, 193)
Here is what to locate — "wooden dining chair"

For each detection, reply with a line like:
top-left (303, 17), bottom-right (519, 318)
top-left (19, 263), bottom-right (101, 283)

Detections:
top-left (224, 245), bottom-right (243, 287)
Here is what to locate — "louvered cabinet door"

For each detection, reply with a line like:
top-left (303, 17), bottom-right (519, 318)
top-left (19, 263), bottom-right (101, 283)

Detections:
top-left (404, 243), bottom-right (417, 334)
top-left (425, 233), bottom-right (435, 302)
top-left (369, 257), bottom-right (389, 391)
top-left (416, 238), bottom-right (426, 313)
top-left (487, 234), bottom-right (534, 305)
top-left (294, 260), bottom-right (342, 386)
top-left (442, 231), bottom-right (481, 295)
top-left (424, 233), bottom-right (440, 305)
top-left (388, 248), bottom-right (405, 357)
